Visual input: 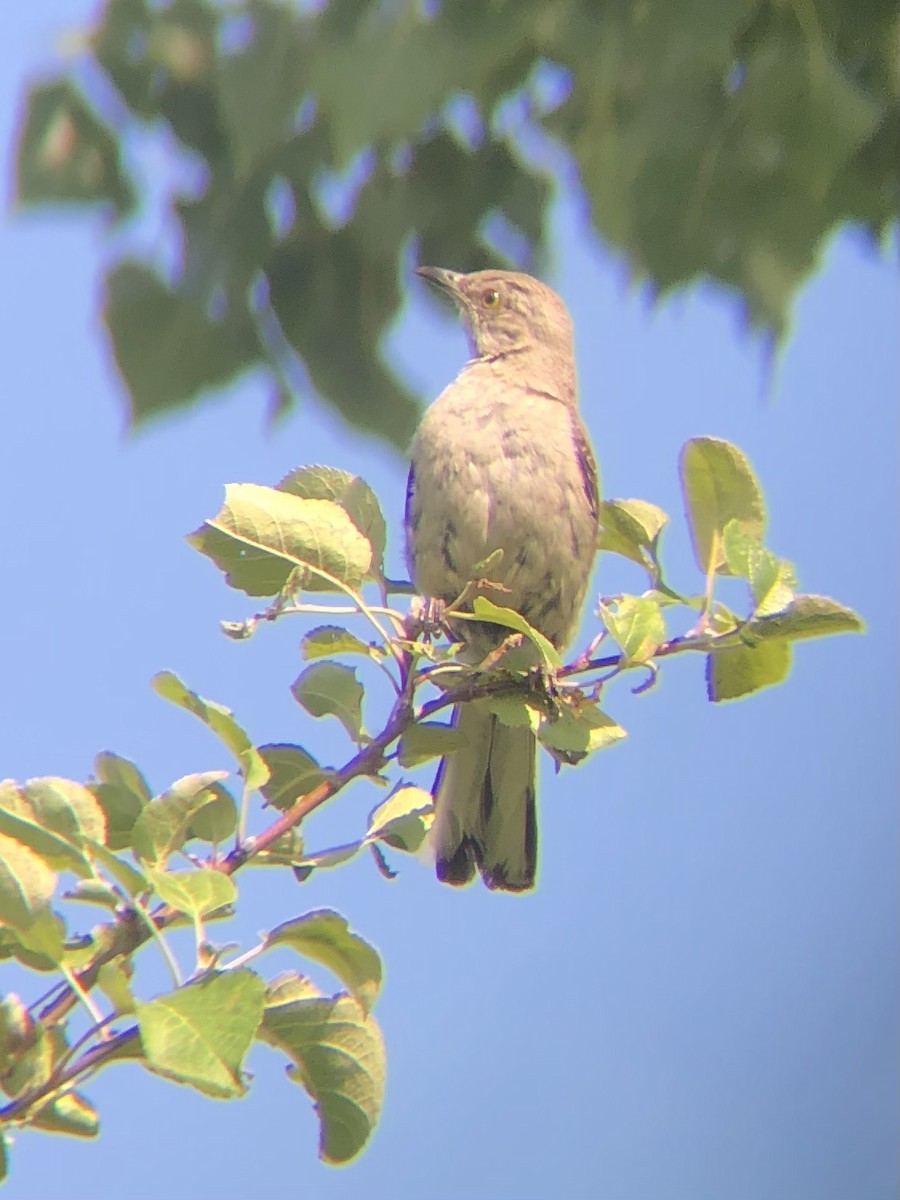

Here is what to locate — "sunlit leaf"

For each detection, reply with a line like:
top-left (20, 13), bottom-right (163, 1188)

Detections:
top-left (483, 695), bottom-right (542, 730)
top-left (597, 499), bottom-right (669, 566)
top-left (259, 972), bottom-right (385, 1164)
top-left (1, 1021), bottom-right (55, 1097)
top-left (87, 840), bottom-right (148, 897)
top-left (136, 970), bottom-right (265, 1098)
top-left (366, 786), bottom-right (434, 852)
top-left (722, 520), bottom-right (795, 616)
top-left (31, 1091), bottom-right (99, 1139)
top-left (680, 438), bottom-right (766, 575)
top-left (188, 484), bottom-right (372, 597)
top-left (397, 722), bottom-right (467, 767)
top-left (458, 598), bottom-right (560, 668)
top-left (152, 672), bottom-right (269, 792)
top-left (0, 832), bottom-right (57, 938)
top-left (266, 911), bottom-right (382, 1015)
top-left (97, 959), bottom-right (136, 1016)
top-left (742, 594), bottom-right (865, 643)
top-left (301, 625), bottom-right (377, 661)
top-left (706, 639), bottom-right (792, 702)
top-left (131, 771), bottom-right (227, 866)
top-left (0, 783), bottom-right (92, 877)
top-left (146, 867), bottom-right (236, 922)
top-left (257, 744), bottom-right (326, 812)
top-left (538, 705), bottom-right (627, 760)
top-left (598, 596), bottom-right (667, 664)
top-left (278, 466), bottom-right (387, 576)
top-left (91, 751), bottom-right (151, 850)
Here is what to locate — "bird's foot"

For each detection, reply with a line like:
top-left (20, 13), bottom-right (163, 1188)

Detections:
top-left (405, 595), bottom-right (451, 643)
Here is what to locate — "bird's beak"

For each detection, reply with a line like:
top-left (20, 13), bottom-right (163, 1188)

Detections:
top-left (415, 265), bottom-right (462, 296)
top-left (415, 266), bottom-right (475, 352)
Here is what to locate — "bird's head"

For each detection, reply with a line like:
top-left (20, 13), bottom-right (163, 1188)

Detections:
top-left (415, 266), bottom-right (574, 366)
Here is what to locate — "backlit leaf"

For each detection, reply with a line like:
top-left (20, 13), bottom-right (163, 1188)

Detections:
top-left (259, 973), bottom-right (385, 1164)
top-left (680, 438), bottom-right (765, 575)
top-left (136, 970), bottom-right (265, 1098)
top-left (188, 484), bottom-right (372, 597)
top-left (266, 911), bottom-right (382, 1015)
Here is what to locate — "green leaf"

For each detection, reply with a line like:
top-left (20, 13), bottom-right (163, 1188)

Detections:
top-left (31, 1091), bottom-right (99, 1138)
top-left (136, 970), bottom-right (266, 1098)
top-left (483, 695), bottom-right (543, 730)
top-left (152, 672), bottom-right (269, 793)
top-left (14, 910), bottom-right (66, 964)
top-left (91, 752), bottom-right (150, 850)
top-left (538, 706), bottom-right (627, 760)
top-left (88, 783), bottom-right (143, 852)
top-left (742, 594), bottom-right (865, 644)
top-left (597, 499), bottom-right (670, 566)
top-left (0, 782), bottom-right (93, 877)
top-left (259, 973), bottom-right (385, 1164)
top-left (293, 842), bottom-right (363, 874)
top-left (397, 721), bottom-right (467, 767)
top-left (0, 777), bottom-right (106, 875)
top-left (0, 993), bottom-right (34, 1073)
top-left (722, 520), bottom-right (796, 616)
top-left (23, 777), bottom-right (107, 844)
top-left (291, 662), bottom-right (365, 744)
top-left (265, 911), bottom-right (382, 1015)
top-left (0, 832), bottom-right (57, 938)
top-left (599, 596), bottom-right (667, 664)
top-left (64, 879), bottom-right (121, 910)
top-left (186, 782), bottom-right (238, 845)
top-left (266, 227), bottom-right (420, 448)
top-left (94, 751), bottom-right (152, 803)
top-left (97, 959), bottom-right (136, 1016)
top-left (104, 260), bottom-right (260, 427)
top-left (706, 639), bottom-right (792, 702)
top-left (680, 438), bottom-right (766, 575)
top-left (301, 625), bottom-right (377, 661)
top-left (146, 867), bottom-right (237, 922)
top-left (131, 771), bottom-right (228, 866)
top-left (86, 840), bottom-right (148, 898)
top-left (0, 931), bottom-right (59, 974)
top-left (366, 786), bottom-right (434, 853)
top-left (1, 1021), bottom-right (55, 1097)
top-left (214, 1), bottom-right (310, 179)
top-left (278, 466), bottom-right (387, 577)
top-left (15, 78), bottom-right (133, 212)
top-left (460, 597), bottom-right (561, 668)
top-left (187, 484), bottom-right (372, 597)
top-left (257, 744), bottom-right (326, 812)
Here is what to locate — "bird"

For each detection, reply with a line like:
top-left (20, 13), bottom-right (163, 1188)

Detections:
top-left (405, 266), bottom-right (599, 891)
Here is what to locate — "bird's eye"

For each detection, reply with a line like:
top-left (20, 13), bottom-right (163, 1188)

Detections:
top-left (482, 289), bottom-right (500, 308)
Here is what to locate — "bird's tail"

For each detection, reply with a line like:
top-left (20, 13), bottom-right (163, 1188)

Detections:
top-left (431, 702), bottom-right (537, 892)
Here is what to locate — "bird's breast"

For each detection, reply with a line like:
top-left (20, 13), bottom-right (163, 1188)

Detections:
top-left (407, 379), bottom-right (597, 648)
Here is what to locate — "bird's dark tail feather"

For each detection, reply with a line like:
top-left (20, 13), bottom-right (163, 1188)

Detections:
top-left (432, 705), bottom-right (537, 892)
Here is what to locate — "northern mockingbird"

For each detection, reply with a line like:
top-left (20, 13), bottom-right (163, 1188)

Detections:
top-left (406, 267), bottom-right (599, 891)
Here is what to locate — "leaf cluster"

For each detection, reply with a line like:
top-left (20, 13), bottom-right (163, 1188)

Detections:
top-left (0, 444), bottom-right (861, 1180)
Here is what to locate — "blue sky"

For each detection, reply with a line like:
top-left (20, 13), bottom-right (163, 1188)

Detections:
top-left (1, 6), bottom-right (897, 1199)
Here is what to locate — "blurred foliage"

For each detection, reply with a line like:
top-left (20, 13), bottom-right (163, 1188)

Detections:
top-left (14, 0), bottom-right (899, 445)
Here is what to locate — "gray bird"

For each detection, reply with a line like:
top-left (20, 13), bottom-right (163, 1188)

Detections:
top-left (406, 266), bottom-right (599, 891)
